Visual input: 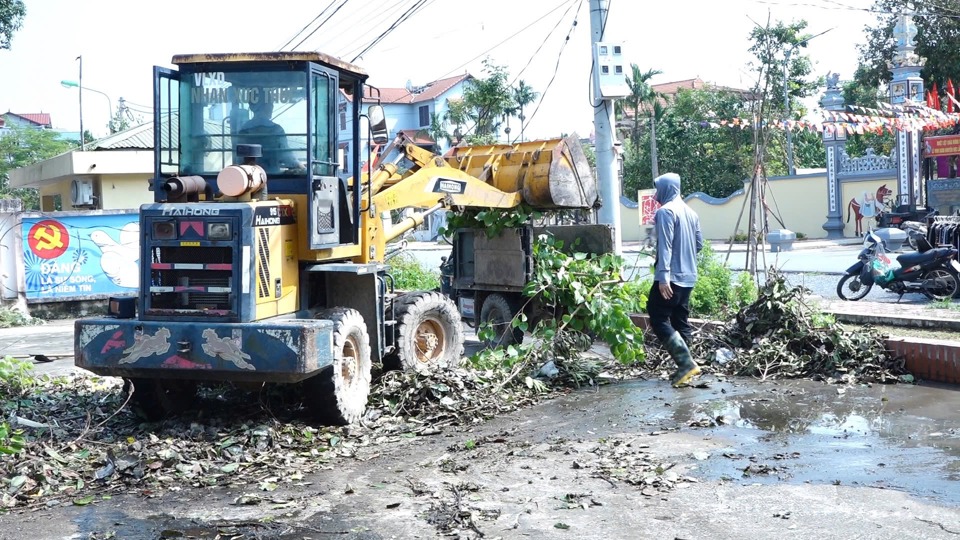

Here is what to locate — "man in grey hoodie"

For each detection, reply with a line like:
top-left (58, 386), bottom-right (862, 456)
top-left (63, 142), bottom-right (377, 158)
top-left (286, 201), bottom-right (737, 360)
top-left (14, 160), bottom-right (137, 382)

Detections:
top-left (646, 172), bottom-right (703, 387)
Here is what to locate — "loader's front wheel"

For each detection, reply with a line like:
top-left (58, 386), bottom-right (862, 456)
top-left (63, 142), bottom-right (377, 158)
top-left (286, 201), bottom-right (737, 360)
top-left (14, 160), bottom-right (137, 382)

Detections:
top-left (305, 307), bottom-right (372, 425)
top-left (389, 291), bottom-right (464, 373)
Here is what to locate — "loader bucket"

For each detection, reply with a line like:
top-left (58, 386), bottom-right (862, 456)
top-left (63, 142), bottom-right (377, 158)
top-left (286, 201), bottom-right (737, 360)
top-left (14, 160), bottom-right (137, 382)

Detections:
top-left (443, 134), bottom-right (598, 209)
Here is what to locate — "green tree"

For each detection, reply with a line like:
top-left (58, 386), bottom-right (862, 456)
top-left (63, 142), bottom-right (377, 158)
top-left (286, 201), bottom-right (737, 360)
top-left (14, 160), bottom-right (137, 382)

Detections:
top-left (617, 65), bottom-right (664, 179)
top-left (841, 69), bottom-right (895, 158)
top-left (445, 98), bottom-right (470, 145)
top-left (509, 80), bottom-right (539, 142)
top-left (746, 19), bottom-right (824, 173)
top-left (622, 87), bottom-right (754, 200)
top-left (0, 127), bottom-right (75, 210)
top-left (426, 111), bottom-right (449, 147)
top-left (855, 0), bottom-right (960, 96)
top-left (461, 58), bottom-right (513, 142)
top-left (107, 101), bottom-right (140, 135)
top-left (0, 0), bottom-right (25, 50)
top-left (851, 1), bottom-right (955, 156)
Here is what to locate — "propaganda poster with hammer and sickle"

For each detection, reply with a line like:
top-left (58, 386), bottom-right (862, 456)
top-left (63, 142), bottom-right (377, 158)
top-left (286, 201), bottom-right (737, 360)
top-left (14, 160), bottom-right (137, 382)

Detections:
top-left (20, 213), bottom-right (140, 300)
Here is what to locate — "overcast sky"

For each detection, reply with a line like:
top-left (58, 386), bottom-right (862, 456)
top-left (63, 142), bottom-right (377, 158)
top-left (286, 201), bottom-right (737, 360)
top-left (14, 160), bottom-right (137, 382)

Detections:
top-left (2, 0), bottom-right (878, 139)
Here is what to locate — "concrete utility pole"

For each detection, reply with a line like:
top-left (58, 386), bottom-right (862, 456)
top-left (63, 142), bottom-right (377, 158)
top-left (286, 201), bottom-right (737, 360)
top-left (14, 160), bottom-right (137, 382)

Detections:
top-left (589, 0), bottom-right (625, 255)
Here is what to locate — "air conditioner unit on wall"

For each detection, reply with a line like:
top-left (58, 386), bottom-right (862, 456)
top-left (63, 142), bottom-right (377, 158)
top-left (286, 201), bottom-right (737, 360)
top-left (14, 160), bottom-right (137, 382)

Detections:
top-left (70, 178), bottom-right (95, 207)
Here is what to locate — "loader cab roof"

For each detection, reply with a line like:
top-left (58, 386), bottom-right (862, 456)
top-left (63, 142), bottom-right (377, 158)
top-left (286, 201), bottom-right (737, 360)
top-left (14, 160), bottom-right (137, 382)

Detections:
top-left (171, 52), bottom-right (368, 82)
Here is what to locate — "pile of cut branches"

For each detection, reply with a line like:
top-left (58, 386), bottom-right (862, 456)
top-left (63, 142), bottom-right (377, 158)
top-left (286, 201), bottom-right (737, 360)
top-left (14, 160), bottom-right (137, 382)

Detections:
top-left (697, 272), bottom-right (908, 384)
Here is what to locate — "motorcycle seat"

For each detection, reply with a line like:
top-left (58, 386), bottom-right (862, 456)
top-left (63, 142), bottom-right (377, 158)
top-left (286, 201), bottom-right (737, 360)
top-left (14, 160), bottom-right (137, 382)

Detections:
top-left (896, 247), bottom-right (954, 266)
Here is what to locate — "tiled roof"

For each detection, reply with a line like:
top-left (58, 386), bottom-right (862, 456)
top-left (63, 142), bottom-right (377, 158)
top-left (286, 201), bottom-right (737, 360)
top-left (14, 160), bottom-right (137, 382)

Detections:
top-left (5, 112), bottom-right (53, 127)
top-left (653, 78), bottom-right (753, 97)
top-left (622, 78), bottom-right (756, 118)
top-left (366, 74), bottom-right (472, 104)
top-left (652, 78), bottom-right (708, 95)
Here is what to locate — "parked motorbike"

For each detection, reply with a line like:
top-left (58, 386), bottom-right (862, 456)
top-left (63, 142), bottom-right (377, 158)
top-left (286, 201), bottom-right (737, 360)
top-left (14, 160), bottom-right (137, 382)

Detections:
top-left (900, 220), bottom-right (928, 251)
top-left (836, 231), bottom-right (960, 301)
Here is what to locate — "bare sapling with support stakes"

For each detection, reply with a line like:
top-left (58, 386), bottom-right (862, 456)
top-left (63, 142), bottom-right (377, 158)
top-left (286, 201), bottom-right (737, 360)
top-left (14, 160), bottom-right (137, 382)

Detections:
top-left (725, 15), bottom-right (795, 284)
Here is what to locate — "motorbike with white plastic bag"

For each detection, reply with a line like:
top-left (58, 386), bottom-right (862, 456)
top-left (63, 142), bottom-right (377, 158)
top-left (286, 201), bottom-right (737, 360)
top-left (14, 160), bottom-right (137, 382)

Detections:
top-left (836, 231), bottom-right (960, 301)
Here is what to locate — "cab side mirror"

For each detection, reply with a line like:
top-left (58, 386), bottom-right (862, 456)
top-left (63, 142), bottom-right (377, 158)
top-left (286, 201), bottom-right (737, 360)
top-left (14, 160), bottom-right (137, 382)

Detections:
top-left (368, 105), bottom-right (388, 145)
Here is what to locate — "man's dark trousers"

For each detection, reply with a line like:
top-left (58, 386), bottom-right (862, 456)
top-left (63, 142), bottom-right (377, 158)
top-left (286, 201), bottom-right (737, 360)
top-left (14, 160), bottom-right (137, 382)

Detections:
top-left (646, 281), bottom-right (693, 345)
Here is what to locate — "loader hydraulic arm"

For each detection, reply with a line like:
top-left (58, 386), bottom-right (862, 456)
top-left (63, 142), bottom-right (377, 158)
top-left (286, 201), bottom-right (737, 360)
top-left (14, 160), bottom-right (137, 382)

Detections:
top-left (355, 132), bottom-right (598, 263)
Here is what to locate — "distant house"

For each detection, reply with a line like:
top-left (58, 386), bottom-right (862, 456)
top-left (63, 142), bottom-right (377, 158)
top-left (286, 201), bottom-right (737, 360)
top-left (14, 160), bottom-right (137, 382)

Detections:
top-left (0, 112), bottom-right (53, 139)
top-left (9, 122), bottom-right (153, 211)
top-left (337, 73), bottom-right (473, 176)
top-left (1, 111), bottom-right (83, 144)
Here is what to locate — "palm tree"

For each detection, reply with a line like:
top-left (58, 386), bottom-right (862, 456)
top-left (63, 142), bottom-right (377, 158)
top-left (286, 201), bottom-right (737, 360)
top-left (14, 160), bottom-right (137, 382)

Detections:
top-left (619, 65), bottom-right (664, 178)
top-left (511, 80), bottom-right (539, 142)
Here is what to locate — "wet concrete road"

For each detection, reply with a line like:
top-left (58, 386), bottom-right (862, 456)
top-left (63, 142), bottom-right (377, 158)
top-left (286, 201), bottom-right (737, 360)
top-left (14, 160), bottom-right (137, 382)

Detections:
top-left (2, 373), bottom-right (958, 540)
top-left (593, 377), bottom-right (960, 505)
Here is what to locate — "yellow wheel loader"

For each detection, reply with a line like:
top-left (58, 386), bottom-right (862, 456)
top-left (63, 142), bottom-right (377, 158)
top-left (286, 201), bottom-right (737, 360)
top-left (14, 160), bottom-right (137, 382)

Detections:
top-left (74, 51), bottom-right (599, 424)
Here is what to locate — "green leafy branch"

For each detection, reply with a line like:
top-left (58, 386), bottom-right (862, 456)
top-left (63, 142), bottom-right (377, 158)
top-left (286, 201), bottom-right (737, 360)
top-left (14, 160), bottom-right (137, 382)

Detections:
top-left (470, 233), bottom-right (647, 392)
top-left (441, 204), bottom-right (542, 239)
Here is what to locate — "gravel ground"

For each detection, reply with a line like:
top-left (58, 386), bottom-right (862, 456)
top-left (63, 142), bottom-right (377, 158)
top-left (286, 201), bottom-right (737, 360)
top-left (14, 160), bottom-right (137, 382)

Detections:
top-left (743, 269), bottom-right (958, 306)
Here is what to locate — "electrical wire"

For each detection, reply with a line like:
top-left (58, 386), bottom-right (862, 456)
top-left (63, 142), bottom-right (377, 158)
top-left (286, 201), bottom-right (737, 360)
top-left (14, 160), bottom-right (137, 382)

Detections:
top-left (753, 0), bottom-right (960, 18)
top-left (436, 0), bottom-right (574, 81)
top-left (322, 0), bottom-right (417, 59)
top-left (524, 0), bottom-right (585, 134)
top-left (511, 0), bottom-right (581, 86)
top-left (291, 0), bottom-right (353, 51)
top-left (278, 0), bottom-right (339, 51)
top-left (348, 0), bottom-right (435, 63)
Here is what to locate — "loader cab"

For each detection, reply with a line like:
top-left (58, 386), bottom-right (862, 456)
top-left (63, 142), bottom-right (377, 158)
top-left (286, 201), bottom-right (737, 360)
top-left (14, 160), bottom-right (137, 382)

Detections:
top-left (153, 52), bottom-right (373, 249)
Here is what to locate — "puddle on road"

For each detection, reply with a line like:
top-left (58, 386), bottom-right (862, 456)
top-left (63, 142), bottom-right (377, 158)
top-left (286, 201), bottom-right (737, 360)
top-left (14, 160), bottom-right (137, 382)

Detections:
top-left (567, 378), bottom-right (960, 505)
top-left (69, 506), bottom-right (368, 540)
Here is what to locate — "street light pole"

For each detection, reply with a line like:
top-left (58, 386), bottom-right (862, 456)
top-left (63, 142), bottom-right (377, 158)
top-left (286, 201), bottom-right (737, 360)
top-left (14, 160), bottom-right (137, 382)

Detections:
top-left (782, 27), bottom-right (833, 176)
top-left (76, 55), bottom-right (83, 150)
top-left (61, 79), bottom-right (112, 137)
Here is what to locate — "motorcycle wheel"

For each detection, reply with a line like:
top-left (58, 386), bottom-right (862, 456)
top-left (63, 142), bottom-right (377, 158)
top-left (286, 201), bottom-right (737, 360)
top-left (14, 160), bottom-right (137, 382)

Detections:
top-left (836, 273), bottom-right (872, 301)
top-left (920, 268), bottom-right (959, 301)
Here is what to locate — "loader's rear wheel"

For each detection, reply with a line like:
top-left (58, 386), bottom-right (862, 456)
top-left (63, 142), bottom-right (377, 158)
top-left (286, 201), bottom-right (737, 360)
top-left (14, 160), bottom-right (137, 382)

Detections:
top-left (305, 307), bottom-right (372, 425)
top-left (389, 291), bottom-right (464, 373)
top-left (127, 378), bottom-right (197, 421)
top-left (479, 293), bottom-right (524, 348)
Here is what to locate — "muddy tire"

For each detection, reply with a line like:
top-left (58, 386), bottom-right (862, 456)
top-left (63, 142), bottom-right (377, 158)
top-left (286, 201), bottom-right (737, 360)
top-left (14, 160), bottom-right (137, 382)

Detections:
top-left (479, 293), bottom-right (523, 348)
top-left (921, 268), bottom-right (959, 301)
top-left (305, 307), bottom-right (372, 425)
top-left (389, 291), bottom-right (464, 373)
top-left (127, 378), bottom-right (197, 421)
top-left (836, 273), bottom-right (872, 301)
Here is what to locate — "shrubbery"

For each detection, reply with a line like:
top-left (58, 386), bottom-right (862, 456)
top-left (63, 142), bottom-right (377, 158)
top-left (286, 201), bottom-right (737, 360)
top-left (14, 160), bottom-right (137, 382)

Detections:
top-left (0, 307), bottom-right (40, 329)
top-left (387, 252), bottom-right (441, 291)
top-left (637, 240), bottom-right (757, 320)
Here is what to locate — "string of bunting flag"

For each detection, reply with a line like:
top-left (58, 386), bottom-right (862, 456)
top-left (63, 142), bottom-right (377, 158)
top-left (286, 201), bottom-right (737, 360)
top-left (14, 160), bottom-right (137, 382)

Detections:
top-left (697, 99), bottom-right (960, 135)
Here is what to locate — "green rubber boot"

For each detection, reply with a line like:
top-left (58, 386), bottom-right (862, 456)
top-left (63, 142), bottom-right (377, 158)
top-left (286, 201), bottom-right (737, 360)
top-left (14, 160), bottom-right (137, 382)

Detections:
top-left (665, 331), bottom-right (701, 387)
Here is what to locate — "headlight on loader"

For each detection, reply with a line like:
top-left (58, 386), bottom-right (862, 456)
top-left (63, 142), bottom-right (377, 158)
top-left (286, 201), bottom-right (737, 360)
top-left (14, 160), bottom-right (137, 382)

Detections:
top-left (153, 221), bottom-right (177, 240)
top-left (207, 222), bottom-right (232, 240)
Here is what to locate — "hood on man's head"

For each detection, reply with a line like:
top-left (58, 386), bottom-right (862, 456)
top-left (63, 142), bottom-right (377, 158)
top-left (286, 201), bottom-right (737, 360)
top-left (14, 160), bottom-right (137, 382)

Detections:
top-left (654, 173), bottom-right (681, 204)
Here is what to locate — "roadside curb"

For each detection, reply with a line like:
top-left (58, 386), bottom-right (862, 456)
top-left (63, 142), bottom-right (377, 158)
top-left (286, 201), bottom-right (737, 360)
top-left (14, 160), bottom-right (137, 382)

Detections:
top-left (826, 309), bottom-right (960, 331)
